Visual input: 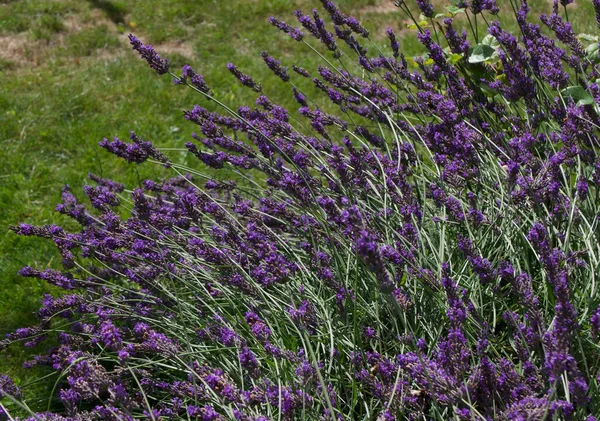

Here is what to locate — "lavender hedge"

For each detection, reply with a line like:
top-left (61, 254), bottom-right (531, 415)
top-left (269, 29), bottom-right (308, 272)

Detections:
top-left (3, 0), bottom-right (600, 419)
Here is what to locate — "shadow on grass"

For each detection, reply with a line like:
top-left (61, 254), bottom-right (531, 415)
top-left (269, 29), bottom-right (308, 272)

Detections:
top-left (87, 0), bottom-right (127, 24)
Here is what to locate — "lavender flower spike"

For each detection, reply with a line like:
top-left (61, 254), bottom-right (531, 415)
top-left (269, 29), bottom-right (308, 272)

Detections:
top-left (176, 64), bottom-right (211, 95)
top-left (128, 34), bottom-right (169, 75)
top-left (269, 17), bottom-right (304, 41)
top-left (416, 0), bottom-right (434, 18)
top-left (594, 0), bottom-right (600, 28)
top-left (260, 52), bottom-right (290, 82)
top-left (227, 63), bottom-right (262, 92)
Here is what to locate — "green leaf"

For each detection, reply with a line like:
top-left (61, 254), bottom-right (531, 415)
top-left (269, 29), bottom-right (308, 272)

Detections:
top-left (481, 34), bottom-right (499, 49)
top-left (562, 85), bottom-right (595, 106)
top-left (468, 44), bottom-right (496, 63)
top-left (480, 83), bottom-right (499, 97)
top-left (578, 33), bottom-right (599, 42)
top-left (586, 42), bottom-right (599, 62)
top-left (447, 53), bottom-right (463, 64)
top-left (406, 20), bottom-right (430, 30)
top-left (399, 272), bottom-right (407, 286)
top-left (446, 5), bottom-right (466, 14)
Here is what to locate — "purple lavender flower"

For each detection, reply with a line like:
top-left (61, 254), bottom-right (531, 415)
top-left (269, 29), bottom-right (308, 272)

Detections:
top-left (226, 63), bottom-right (262, 92)
top-left (0, 375), bottom-right (22, 399)
top-left (18, 266), bottom-right (78, 289)
top-left (98, 320), bottom-right (122, 350)
top-left (244, 311), bottom-right (271, 341)
top-left (594, 0), bottom-right (600, 28)
top-left (345, 16), bottom-right (369, 38)
top-left (592, 306), bottom-right (600, 339)
top-left (269, 17), bottom-right (304, 41)
top-left (416, 0), bottom-right (434, 18)
top-left (260, 52), bottom-right (290, 82)
top-left (292, 87), bottom-right (308, 106)
top-left (175, 64), bottom-right (211, 94)
top-left (288, 300), bottom-right (318, 333)
top-left (294, 10), bottom-right (320, 39)
top-left (386, 27), bottom-right (400, 58)
top-left (577, 178), bottom-right (589, 199)
top-left (88, 172), bottom-right (124, 192)
top-left (99, 131), bottom-right (169, 165)
top-left (292, 65), bottom-right (310, 77)
top-left (469, 0), bottom-right (499, 14)
top-left (128, 34), bottom-right (169, 75)
top-left (238, 346), bottom-right (261, 377)
top-left (187, 405), bottom-right (222, 420)
top-left (443, 19), bottom-right (469, 55)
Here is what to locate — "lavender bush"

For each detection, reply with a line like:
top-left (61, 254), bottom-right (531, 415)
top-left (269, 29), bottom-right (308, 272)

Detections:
top-left (3, 0), bottom-right (600, 419)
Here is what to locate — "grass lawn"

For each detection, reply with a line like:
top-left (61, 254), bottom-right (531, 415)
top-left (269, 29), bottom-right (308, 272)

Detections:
top-left (0, 0), bottom-right (596, 412)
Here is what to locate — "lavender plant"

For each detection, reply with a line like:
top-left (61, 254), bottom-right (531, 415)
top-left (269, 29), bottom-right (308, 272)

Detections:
top-left (3, 0), bottom-right (600, 419)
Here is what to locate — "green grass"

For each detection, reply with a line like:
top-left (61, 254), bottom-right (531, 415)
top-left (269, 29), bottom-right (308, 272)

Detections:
top-left (0, 0), bottom-right (596, 412)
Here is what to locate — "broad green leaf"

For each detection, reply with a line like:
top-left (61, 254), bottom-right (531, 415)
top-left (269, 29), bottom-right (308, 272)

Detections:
top-left (446, 5), bottom-right (466, 14)
top-left (447, 53), bottom-right (463, 64)
top-left (578, 33), bottom-right (599, 42)
top-left (468, 44), bottom-right (496, 63)
top-left (407, 20), bottom-right (430, 29)
top-left (481, 34), bottom-right (500, 50)
top-left (407, 56), bottom-right (434, 67)
top-left (562, 85), bottom-right (595, 106)
top-left (586, 42), bottom-right (599, 62)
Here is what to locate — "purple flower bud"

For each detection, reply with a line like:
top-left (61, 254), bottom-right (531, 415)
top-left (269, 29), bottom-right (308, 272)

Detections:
top-left (292, 65), bottom-right (310, 78)
top-left (416, 0), bottom-right (434, 18)
top-left (591, 306), bottom-right (600, 339)
top-left (175, 64), bottom-right (211, 94)
top-left (99, 131), bottom-right (169, 166)
top-left (386, 27), bottom-right (400, 58)
top-left (88, 173), bottom-right (124, 193)
top-left (128, 34), bottom-right (169, 75)
top-left (269, 17), bottom-right (304, 41)
top-left (260, 52), bottom-right (290, 82)
top-left (19, 266), bottom-right (78, 289)
top-left (98, 320), bottom-right (122, 350)
top-left (238, 347), bottom-right (260, 378)
top-left (244, 311), bottom-right (271, 341)
top-left (576, 178), bottom-right (589, 199)
top-left (227, 63), bottom-right (262, 92)
top-left (292, 87), bottom-right (308, 106)
top-left (0, 375), bottom-right (22, 399)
